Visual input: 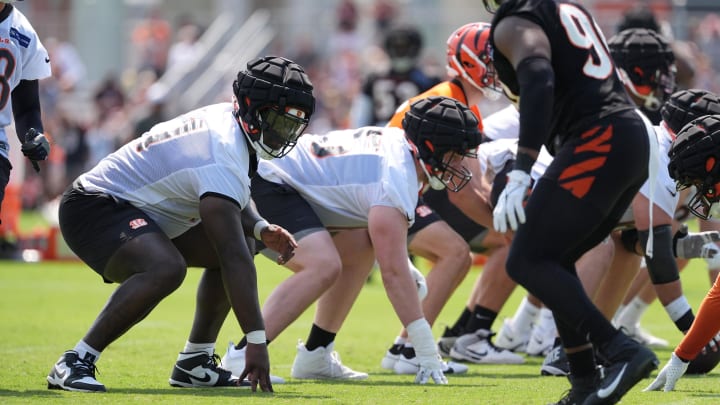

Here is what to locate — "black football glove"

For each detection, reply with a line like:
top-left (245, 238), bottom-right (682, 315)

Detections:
top-left (21, 128), bottom-right (50, 173)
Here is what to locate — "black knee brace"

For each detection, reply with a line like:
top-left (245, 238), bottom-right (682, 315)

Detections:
top-left (620, 228), bottom-right (641, 255)
top-left (638, 225), bottom-right (680, 284)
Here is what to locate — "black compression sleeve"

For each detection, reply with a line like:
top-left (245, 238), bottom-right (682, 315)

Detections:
top-left (515, 56), bottom-right (554, 154)
top-left (11, 79), bottom-right (43, 142)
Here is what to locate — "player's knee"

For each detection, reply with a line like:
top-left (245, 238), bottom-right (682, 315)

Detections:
top-left (638, 225), bottom-right (680, 284)
top-left (505, 252), bottom-right (531, 285)
top-left (619, 228), bottom-right (641, 255)
top-left (302, 251), bottom-right (343, 288)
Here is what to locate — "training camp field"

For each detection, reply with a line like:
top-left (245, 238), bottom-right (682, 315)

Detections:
top-left (2, 226), bottom-right (720, 404)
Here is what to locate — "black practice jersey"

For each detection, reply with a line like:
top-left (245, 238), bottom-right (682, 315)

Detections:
top-left (360, 68), bottom-right (441, 126)
top-left (490, 0), bottom-right (635, 148)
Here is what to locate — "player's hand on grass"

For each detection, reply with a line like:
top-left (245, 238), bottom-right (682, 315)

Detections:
top-left (239, 342), bottom-right (273, 392)
top-left (644, 352), bottom-right (688, 392)
top-left (259, 224), bottom-right (298, 264)
top-left (415, 355), bottom-right (448, 385)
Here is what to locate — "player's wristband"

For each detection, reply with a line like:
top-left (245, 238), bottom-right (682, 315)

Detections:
top-left (246, 330), bottom-right (267, 345)
top-left (253, 220), bottom-right (269, 240)
top-left (514, 151), bottom-right (535, 174)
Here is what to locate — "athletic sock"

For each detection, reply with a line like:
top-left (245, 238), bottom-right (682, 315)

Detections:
top-left (305, 324), bottom-right (336, 351)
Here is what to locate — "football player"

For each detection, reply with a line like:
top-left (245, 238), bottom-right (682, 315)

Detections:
top-left (221, 96), bottom-right (481, 385)
top-left (350, 25), bottom-right (441, 127)
top-left (0, 0), bottom-right (51, 254)
top-left (46, 56), bottom-right (314, 392)
top-left (380, 22), bottom-right (524, 369)
top-left (486, 0), bottom-right (659, 403)
top-left (646, 114), bottom-right (720, 391)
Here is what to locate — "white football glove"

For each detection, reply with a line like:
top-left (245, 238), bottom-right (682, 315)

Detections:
top-left (414, 355), bottom-right (448, 385)
top-left (705, 244), bottom-right (720, 270)
top-left (492, 170), bottom-right (532, 233)
top-left (674, 228), bottom-right (720, 259)
top-left (644, 352), bottom-right (689, 392)
top-left (408, 258), bottom-right (428, 301)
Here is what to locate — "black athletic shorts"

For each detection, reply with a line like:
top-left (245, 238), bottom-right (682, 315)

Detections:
top-left (58, 182), bottom-right (162, 281)
top-left (251, 176), bottom-right (325, 256)
top-left (408, 191), bottom-right (488, 252)
top-left (407, 196), bottom-right (442, 239)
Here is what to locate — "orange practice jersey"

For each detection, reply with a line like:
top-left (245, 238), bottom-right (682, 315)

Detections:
top-left (386, 80), bottom-right (484, 132)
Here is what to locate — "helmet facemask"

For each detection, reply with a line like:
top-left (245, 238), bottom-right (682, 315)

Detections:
top-left (609, 28), bottom-right (676, 115)
top-left (686, 182), bottom-right (720, 220)
top-left (233, 56), bottom-right (315, 160)
top-left (618, 64), bottom-right (677, 112)
top-left (421, 148), bottom-right (477, 192)
top-left (251, 105), bottom-right (310, 159)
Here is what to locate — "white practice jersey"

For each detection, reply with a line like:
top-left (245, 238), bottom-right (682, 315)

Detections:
top-left (482, 104), bottom-right (519, 141)
top-left (617, 123), bottom-right (678, 227)
top-left (257, 126), bottom-right (422, 229)
top-left (0, 5), bottom-right (51, 159)
top-left (78, 103), bottom-right (253, 238)
top-left (477, 138), bottom-right (552, 186)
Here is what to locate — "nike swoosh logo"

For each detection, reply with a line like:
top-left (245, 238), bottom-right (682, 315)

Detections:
top-left (45, 57), bottom-right (50, 63)
top-left (665, 186), bottom-right (677, 197)
top-left (597, 364), bottom-right (627, 398)
top-left (175, 365), bottom-right (217, 384)
top-left (54, 366), bottom-right (67, 379)
top-left (468, 349), bottom-right (489, 357)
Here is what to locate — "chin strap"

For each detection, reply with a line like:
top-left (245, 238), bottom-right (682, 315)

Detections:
top-left (418, 158), bottom-right (445, 190)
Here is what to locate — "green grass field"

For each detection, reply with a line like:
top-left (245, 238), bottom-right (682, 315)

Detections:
top-left (2, 248), bottom-right (720, 404)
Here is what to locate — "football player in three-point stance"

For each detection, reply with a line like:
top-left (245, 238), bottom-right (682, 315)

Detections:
top-left (220, 96), bottom-right (481, 385)
top-left (380, 22), bottom-right (525, 370)
top-left (47, 56), bottom-right (314, 392)
top-left (647, 114), bottom-right (720, 392)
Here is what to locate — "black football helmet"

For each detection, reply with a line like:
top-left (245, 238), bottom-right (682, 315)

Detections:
top-left (668, 114), bottom-right (720, 219)
top-left (233, 56), bottom-right (315, 160)
top-left (384, 26), bottom-right (423, 73)
top-left (402, 96), bottom-right (482, 192)
top-left (661, 89), bottom-right (720, 134)
top-left (608, 28), bottom-right (676, 122)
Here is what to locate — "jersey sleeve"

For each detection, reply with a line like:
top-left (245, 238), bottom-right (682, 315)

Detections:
top-left (20, 28), bottom-right (51, 81)
top-left (193, 164), bottom-right (252, 210)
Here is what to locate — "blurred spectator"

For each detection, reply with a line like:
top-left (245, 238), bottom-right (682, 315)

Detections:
top-left (697, 13), bottom-right (720, 74)
top-left (131, 8), bottom-right (171, 77)
top-left (133, 83), bottom-right (167, 138)
top-left (337, 0), bottom-right (358, 32)
top-left (94, 74), bottom-right (126, 122)
top-left (44, 37), bottom-right (86, 94)
top-left (167, 23), bottom-right (204, 73)
top-left (373, 0), bottom-right (397, 34)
